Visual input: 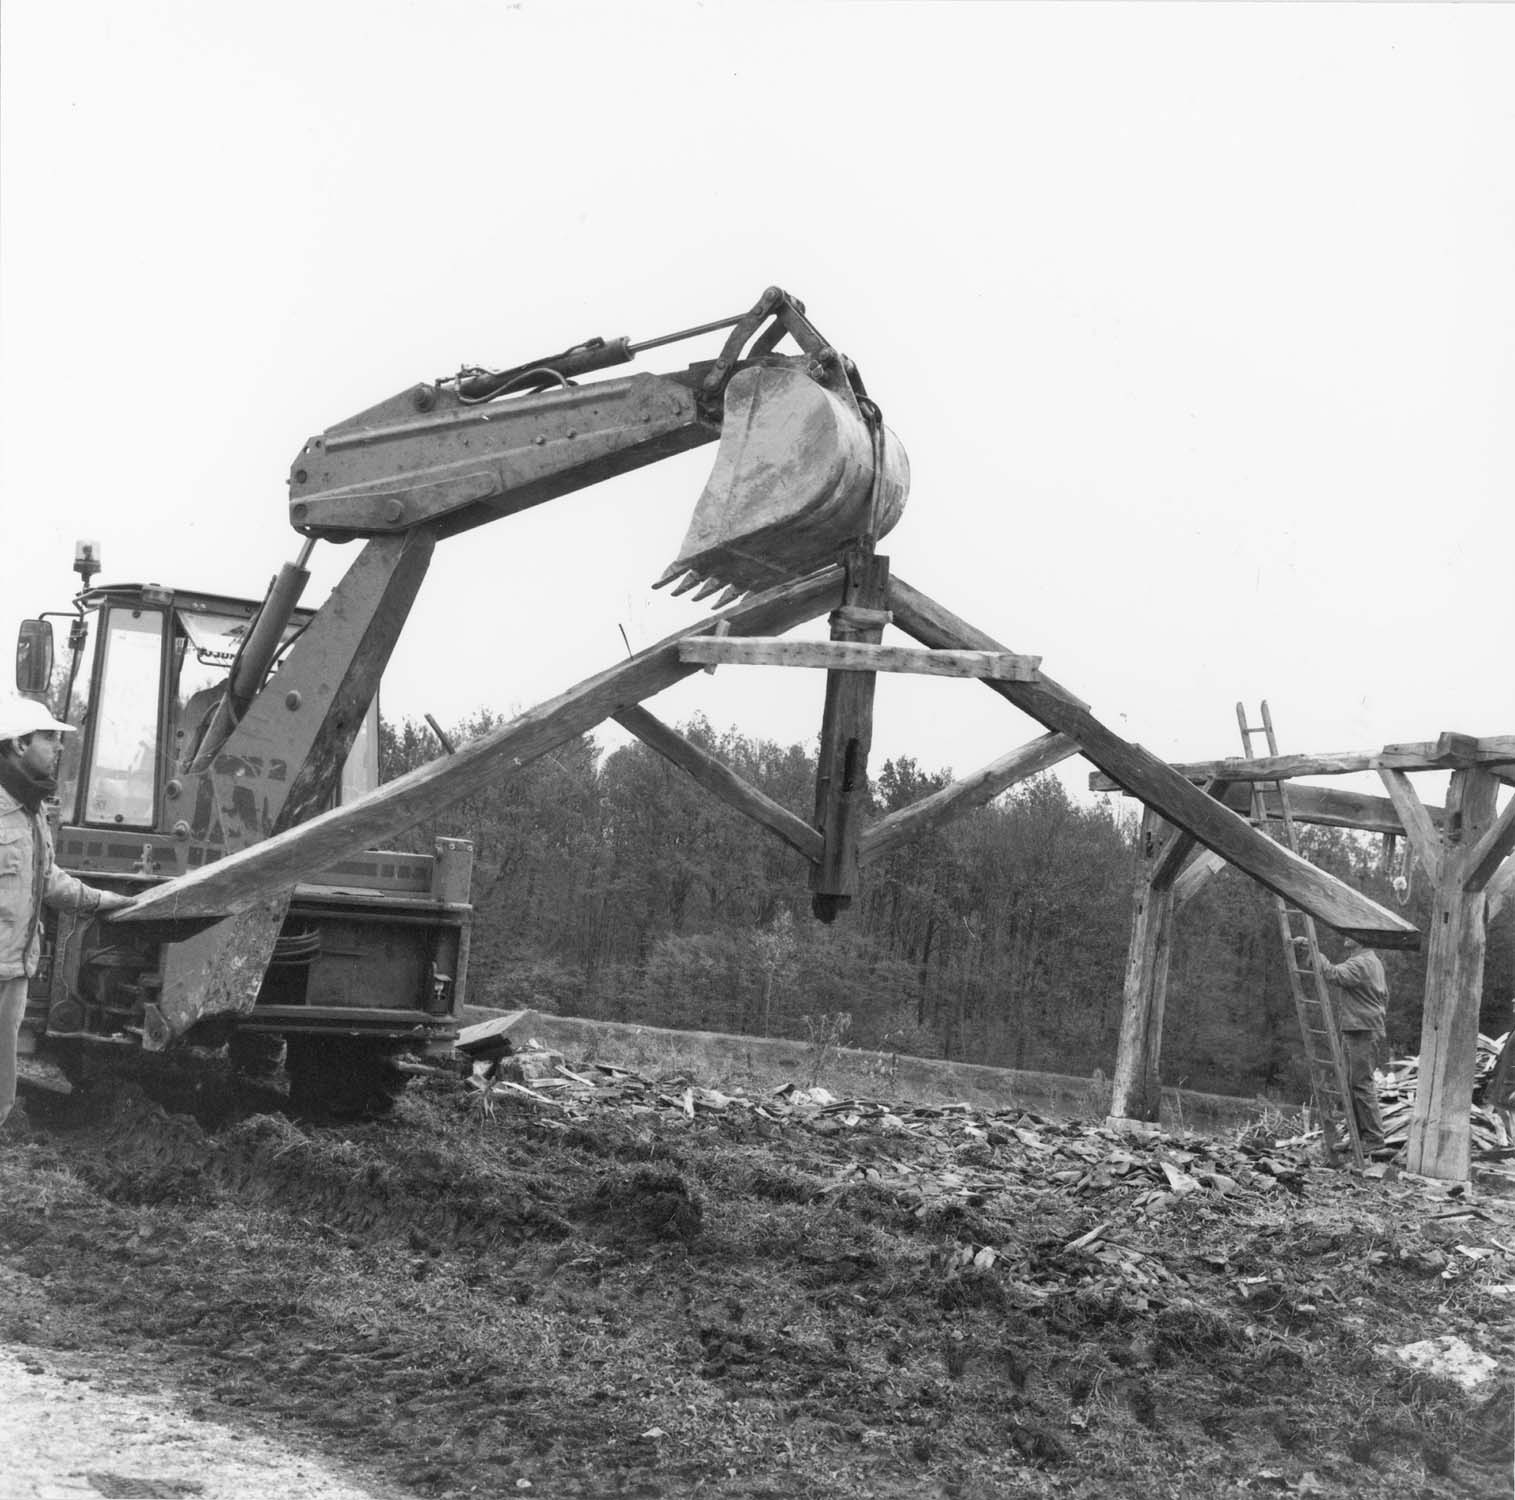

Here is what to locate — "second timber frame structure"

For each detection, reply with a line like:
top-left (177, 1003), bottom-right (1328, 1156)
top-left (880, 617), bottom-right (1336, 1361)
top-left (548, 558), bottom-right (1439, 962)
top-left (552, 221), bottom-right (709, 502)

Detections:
top-left (1098, 732), bottom-right (1515, 1182)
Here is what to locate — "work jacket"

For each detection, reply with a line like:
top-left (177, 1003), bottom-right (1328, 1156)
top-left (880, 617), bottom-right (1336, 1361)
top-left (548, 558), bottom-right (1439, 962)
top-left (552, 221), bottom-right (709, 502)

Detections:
top-left (0, 787), bottom-right (105, 980)
top-left (1320, 951), bottom-right (1388, 1034)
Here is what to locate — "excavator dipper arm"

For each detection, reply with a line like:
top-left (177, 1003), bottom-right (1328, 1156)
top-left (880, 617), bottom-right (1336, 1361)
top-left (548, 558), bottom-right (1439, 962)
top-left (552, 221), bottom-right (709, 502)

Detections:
top-left (287, 286), bottom-right (909, 595)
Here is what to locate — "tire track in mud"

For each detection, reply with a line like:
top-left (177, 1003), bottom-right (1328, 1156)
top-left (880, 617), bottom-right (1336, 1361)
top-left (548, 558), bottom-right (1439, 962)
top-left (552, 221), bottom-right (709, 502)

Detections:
top-left (3, 1067), bottom-right (1512, 1500)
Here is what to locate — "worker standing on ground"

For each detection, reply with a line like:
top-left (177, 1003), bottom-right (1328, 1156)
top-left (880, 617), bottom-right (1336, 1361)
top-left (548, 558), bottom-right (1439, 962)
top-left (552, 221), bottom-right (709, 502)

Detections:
top-left (1317, 935), bottom-right (1391, 1158)
top-left (0, 697), bottom-right (135, 1131)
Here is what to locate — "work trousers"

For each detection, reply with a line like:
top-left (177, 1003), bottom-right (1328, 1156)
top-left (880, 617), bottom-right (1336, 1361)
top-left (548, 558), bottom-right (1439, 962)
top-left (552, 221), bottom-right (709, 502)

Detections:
top-left (0, 975), bottom-right (28, 1128)
top-left (1341, 1027), bottom-right (1386, 1151)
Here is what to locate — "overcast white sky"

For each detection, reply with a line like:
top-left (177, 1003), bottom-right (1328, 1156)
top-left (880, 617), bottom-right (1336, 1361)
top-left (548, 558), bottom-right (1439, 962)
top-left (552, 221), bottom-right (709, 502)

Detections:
top-left (2, 2), bottom-right (1510, 815)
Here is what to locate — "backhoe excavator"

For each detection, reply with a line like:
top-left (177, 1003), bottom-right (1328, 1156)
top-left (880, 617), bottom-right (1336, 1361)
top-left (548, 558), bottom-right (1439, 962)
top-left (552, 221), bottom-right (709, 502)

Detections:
top-left (12, 288), bottom-right (909, 1114)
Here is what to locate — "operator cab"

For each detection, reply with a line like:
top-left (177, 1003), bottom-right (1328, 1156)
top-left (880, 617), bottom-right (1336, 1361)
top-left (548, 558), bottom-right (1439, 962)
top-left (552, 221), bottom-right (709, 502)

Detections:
top-left (16, 576), bottom-right (377, 834)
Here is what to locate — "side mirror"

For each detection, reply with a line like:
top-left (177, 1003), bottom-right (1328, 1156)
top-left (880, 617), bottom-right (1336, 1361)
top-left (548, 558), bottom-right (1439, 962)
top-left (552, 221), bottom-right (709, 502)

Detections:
top-left (16, 620), bottom-right (55, 696)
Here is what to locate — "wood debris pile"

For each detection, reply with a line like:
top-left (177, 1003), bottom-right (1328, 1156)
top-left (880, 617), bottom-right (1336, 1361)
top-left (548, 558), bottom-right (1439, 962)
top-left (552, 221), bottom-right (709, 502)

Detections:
top-left (1377, 1031), bottom-right (1513, 1160)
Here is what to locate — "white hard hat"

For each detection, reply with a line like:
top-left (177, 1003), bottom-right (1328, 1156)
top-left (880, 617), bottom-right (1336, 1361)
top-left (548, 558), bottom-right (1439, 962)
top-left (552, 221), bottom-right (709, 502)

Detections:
top-left (0, 695), bottom-right (77, 741)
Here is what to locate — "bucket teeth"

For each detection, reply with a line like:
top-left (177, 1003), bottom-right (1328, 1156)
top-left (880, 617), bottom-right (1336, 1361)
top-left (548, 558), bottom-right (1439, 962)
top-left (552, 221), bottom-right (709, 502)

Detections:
top-left (652, 562), bottom-right (686, 590)
top-left (712, 585), bottom-right (743, 609)
top-left (669, 571), bottom-right (704, 597)
top-left (660, 363), bottom-right (909, 599)
top-left (691, 577), bottom-right (727, 601)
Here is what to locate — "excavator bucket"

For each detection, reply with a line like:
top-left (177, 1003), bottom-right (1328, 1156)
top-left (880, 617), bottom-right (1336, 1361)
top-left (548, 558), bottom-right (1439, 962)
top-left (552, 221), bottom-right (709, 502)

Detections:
top-left (658, 365), bottom-right (909, 597)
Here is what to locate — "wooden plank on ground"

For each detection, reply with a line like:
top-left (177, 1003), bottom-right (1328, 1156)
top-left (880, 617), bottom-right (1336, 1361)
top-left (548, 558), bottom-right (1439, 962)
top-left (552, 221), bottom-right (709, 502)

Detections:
top-left (116, 569), bottom-right (844, 925)
top-left (887, 576), bottom-right (1420, 949)
top-left (676, 637), bottom-right (1042, 682)
top-left (613, 703), bottom-right (823, 863)
top-left (858, 732), bottom-right (1078, 864)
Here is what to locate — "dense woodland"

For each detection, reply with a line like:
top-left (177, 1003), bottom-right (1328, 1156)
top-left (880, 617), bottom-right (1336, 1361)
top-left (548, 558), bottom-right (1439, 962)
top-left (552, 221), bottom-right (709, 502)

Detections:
top-left (381, 714), bottom-right (1514, 1103)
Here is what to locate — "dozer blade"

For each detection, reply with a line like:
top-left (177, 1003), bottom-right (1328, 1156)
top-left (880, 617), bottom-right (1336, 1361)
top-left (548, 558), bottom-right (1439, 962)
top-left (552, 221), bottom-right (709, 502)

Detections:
top-left (658, 365), bottom-right (909, 596)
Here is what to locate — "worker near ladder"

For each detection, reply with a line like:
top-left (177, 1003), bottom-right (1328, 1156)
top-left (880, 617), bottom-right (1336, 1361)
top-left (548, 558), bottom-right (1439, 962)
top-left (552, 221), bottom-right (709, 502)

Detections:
top-left (1318, 936), bottom-right (1391, 1158)
top-left (0, 697), bottom-right (135, 1131)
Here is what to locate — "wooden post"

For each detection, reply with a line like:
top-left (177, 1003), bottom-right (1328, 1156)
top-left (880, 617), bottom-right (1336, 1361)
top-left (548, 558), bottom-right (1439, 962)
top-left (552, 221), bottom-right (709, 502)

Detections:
top-left (810, 551), bottom-right (889, 921)
top-left (1406, 766), bottom-right (1501, 1179)
top-left (1110, 807), bottom-right (1178, 1122)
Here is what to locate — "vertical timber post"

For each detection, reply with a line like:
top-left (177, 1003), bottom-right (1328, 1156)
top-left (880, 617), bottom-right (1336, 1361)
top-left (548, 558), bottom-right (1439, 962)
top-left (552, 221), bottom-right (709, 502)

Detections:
top-left (1110, 807), bottom-right (1178, 1122)
top-left (811, 549), bottom-right (889, 921)
top-left (1406, 766), bottom-right (1499, 1180)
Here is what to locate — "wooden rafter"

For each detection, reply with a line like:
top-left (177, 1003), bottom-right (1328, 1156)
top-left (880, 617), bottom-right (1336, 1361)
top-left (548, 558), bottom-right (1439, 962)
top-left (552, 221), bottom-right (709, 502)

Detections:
top-left (858, 732), bottom-right (1078, 865)
top-left (1488, 856), bottom-right (1515, 921)
top-left (1173, 849), bottom-right (1227, 908)
top-left (1377, 769), bottom-right (1446, 888)
top-left (1150, 782), bottom-right (1233, 889)
top-left (1465, 795), bottom-right (1515, 893)
top-left (886, 577), bottom-right (1419, 949)
top-left (612, 704), bottom-right (823, 864)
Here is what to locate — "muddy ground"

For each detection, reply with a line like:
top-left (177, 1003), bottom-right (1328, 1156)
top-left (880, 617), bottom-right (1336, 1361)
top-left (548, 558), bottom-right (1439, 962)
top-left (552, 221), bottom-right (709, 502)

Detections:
top-left (1, 1051), bottom-right (1511, 1500)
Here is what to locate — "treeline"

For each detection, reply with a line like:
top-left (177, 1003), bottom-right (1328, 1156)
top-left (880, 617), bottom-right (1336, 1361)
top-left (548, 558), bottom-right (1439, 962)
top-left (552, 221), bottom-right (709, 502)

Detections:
top-left (380, 714), bottom-right (1514, 1101)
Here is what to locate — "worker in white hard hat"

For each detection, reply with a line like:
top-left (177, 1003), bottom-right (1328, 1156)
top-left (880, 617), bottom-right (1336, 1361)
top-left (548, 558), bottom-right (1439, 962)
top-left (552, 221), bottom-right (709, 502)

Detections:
top-left (0, 695), bottom-right (135, 1131)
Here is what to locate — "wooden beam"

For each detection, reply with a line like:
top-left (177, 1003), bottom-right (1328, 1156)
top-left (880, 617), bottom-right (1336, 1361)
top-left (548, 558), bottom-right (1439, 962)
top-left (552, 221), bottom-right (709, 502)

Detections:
top-left (1172, 848), bottom-right (1227, 908)
top-left (1150, 781), bottom-right (1233, 889)
top-left (1407, 767), bottom-right (1501, 1180)
top-left (612, 704), bottom-right (823, 864)
top-left (1377, 769), bottom-right (1445, 888)
top-left (1089, 734), bottom-right (1515, 790)
top-left (117, 568), bottom-right (845, 926)
top-left (1169, 782), bottom-right (1441, 837)
top-left (1099, 778), bottom-right (1444, 837)
top-left (858, 732), bottom-right (1078, 865)
top-left (1110, 807), bottom-right (1176, 1122)
top-left (1464, 793), bottom-right (1515, 894)
top-left (1387, 732), bottom-right (1515, 770)
top-left (1091, 752), bottom-right (1375, 788)
top-left (676, 637), bottom-right (1041, 682)
top-left (1488, 855), bottom-right (1515, 922)
top-left (887, 577), bottom-right (1420, 949)
top-left (810, 554), bottom-right (889, 921)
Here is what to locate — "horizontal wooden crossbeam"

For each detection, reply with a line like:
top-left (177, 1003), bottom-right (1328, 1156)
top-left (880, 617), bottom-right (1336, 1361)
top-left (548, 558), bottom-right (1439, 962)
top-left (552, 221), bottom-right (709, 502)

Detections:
top-left (677, 637), bottom-right (1041, 682)
top-left (1089, 733), bottom-right (1515, 791)
top-left (1103, 778), bottom-right (1444, 839)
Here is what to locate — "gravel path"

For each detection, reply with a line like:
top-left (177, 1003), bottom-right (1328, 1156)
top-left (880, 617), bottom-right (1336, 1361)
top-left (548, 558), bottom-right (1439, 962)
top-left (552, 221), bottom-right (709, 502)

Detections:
top-left (0, 1344), bottom-right (398, 1500)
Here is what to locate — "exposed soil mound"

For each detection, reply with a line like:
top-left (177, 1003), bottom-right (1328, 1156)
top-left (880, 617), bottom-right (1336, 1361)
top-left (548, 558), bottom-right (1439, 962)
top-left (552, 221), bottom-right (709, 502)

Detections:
top-left (2, 1066), bottom-right (1511, 1499)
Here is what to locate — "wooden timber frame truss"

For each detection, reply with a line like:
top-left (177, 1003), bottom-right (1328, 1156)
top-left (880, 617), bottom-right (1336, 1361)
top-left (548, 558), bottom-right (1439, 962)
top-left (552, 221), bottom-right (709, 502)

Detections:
top-left (121, 551), bottom-right (1435, 1111)
top-left (1099, 733), bottom-right (1515, 1182)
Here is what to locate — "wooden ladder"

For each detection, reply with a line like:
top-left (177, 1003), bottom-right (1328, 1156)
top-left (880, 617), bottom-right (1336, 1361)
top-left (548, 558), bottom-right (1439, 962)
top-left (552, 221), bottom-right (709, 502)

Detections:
top-left (1236, 701), bottom-right (1364, 1166)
